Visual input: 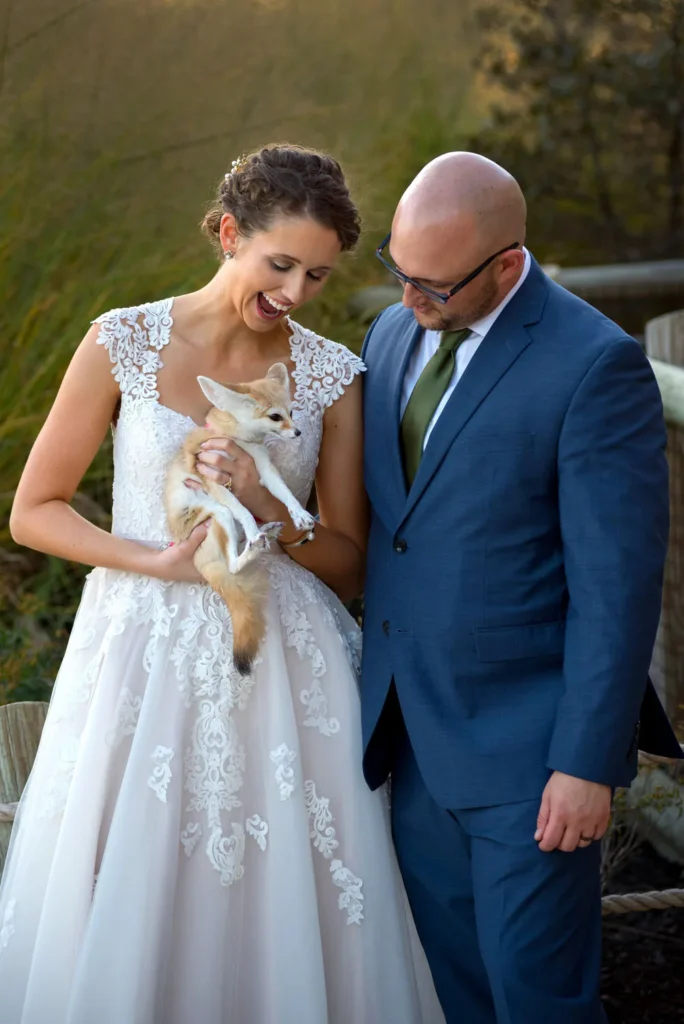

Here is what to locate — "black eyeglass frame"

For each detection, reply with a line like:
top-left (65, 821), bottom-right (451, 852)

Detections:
top-left (375, 233), bottom-right (520, 305)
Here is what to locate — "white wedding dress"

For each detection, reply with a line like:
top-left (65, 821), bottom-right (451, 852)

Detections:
top-left (0, 299), bottom-right (443, 1024)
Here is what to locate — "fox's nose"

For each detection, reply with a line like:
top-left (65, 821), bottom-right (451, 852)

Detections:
top-left (294, 428), bottom-right (301, 437)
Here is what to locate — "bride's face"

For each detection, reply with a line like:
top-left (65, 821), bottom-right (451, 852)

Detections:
top-left (220, 214), bottom-right (342, 332)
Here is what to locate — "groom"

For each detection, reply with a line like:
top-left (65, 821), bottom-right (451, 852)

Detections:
top-left (360, 153), bottom-right (680, 1023)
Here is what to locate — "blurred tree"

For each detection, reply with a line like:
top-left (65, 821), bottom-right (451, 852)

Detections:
top-left (470, 0), bottom-right (684, 264)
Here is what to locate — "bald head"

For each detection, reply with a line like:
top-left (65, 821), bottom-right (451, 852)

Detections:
top-left (395, 152), bottom-right (526, 249)
top-left (388, 153), bottom-right (528, 332)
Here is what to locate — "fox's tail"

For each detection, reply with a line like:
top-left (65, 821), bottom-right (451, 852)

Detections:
top-left (196, 525), bottom-right (268, 676)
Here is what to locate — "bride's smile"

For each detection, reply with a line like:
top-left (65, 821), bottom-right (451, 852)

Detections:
top-left (219, 213), bottom-right (341, 331)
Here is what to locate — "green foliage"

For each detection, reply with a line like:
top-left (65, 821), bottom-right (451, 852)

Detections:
top-left (0, 561), bottom-right (86, 704)
top-left (470, 0), bottom-right (684, 263)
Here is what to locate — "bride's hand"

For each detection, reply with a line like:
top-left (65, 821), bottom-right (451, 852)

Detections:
top-left (196, 438), bottom-right (285, 523)
top-left (145, 521), bottom-right (210, 582)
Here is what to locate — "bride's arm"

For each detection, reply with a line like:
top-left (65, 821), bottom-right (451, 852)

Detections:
top-left (286, 373), bottom-right (368, 601)
top-left (10, 325), bottom-right (206, 581)
top-left (196, 374), bottom-right (368, 602)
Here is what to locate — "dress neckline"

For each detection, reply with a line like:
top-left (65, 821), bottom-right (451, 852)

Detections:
top-left (151, 297), bottom-right (308, 428)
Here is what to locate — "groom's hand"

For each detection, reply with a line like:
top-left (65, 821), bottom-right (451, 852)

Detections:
top-left (534, 771), bottom-right (611, 853)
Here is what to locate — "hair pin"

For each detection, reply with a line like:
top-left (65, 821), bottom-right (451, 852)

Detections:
top-left (225, 155), bottom-right (247, 181)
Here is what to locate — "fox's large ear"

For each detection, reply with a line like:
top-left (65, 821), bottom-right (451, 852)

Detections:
top-left (197, 376), bottom-right (254, 415)
top-left (265, 362), bottom-right (289, 392)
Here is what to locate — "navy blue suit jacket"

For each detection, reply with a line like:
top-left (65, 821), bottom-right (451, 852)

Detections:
top-left (360, 258), bottom-right (674, 809)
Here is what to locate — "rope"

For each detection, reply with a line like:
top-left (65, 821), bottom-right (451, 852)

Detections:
top-left (601, 889), bottom-right (684, 915)
top-left (3, 799), bottom-right (684, 914)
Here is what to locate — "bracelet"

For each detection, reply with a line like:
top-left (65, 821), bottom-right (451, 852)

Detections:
top-left (279, 524), bottom-right (316, 548)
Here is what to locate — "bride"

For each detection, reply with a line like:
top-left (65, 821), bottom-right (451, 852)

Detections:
top-left (0, 145), bottom-right (443, 1024)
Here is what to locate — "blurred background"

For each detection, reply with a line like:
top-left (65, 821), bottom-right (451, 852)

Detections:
top-left (1, 0), bottom-right (683, 703)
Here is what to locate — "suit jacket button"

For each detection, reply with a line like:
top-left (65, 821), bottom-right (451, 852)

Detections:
top-left (394, 539), bottom-right (407, 553)
top-left (382, 620), bottom-right (390, 636)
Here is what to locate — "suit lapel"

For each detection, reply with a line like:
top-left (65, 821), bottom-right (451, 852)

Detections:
top-left (366, 315), bottom-right (421, 528)
top-left (398, 260), bottom-right (550, 527)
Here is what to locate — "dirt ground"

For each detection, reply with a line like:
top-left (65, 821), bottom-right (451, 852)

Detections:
top-left (602, 842), bottom-right (684, 1023)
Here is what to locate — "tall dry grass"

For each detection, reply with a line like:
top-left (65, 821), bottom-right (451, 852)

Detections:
top-left (0, 0), bottom-right (475, 700)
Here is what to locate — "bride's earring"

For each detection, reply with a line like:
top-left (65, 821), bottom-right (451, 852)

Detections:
top-left (224, 250), bottom-right (235, 260)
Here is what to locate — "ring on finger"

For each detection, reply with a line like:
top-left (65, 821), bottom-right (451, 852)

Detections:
top-left (579, 834), bottom-right (595, 844)
top-left (224, 476), bottom-right (233, 491)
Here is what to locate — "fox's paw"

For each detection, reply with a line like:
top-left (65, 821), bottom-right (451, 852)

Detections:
top-left (288, 509), bottom-right (315, 531)
top-left (235, 524), bottom-right (282, 570)
top-left (258, 521), bottom-right (285, 542)
top-left (244, 522), bottom-right (281, 554)
top-left (243, 533), bottom-right (265, 554)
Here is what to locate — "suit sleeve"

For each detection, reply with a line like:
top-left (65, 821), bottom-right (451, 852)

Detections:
top-left (547, 338), bottom-right (669, 785)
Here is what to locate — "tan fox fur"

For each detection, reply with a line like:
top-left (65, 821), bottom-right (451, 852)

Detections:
top-left (164, 363), bottom-right (314, 675)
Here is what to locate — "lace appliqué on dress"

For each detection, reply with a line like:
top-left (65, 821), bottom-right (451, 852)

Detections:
top-left (270, 744), bottom-right (297, 800)
top-left (170, 586), bottom-right (251, 884)
top-left (94, 299), bottom-right (173, 401)
top-left (37, 571), bottom-right (180, 820)
top-left (181, 822), bottom-right (202, 857)
top-left (94, 300), bottom-right (179, 546)
top-left (148, 746), bottom-right (174, 803)
top-left (106, 688), bottom-right (142, 749)
top-left (289, 321), bottom-right (365, 416)
top-left (246, 814), bottom-right (269, 851)
top-left (304, 781), bottom-right (364, 925)
top-left (304, 780), bottom-right (339, 857)
top-left (268, 558), bottom-right (342, 736)
top-left (207, 823), bottom-right (245, 887)
top-left (330, 860), bottom-right (364, 925)
top-left (265, 321), bottom-right (366, 510)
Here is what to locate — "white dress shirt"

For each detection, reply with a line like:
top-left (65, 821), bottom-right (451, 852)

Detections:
top-left (400, 247), bottom-right (531, 448)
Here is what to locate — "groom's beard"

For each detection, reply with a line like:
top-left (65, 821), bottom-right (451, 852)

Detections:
top-left (413, 275), bottom-right (499, 332)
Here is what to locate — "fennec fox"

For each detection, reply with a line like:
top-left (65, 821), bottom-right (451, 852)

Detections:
top-left (164, 363), bottom-right (314, 675)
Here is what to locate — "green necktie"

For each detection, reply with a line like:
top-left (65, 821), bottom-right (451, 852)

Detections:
top-left (400, 328), bottom-right (471, 486)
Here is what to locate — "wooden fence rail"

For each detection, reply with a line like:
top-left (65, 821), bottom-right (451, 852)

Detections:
top-left (647, 312), bottom-right (684, 730)
top-left (0, 701), bottom-right (48, 870)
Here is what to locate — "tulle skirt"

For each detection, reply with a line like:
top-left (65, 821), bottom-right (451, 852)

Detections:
top-left (0, 554), bottom-right (443, 1023)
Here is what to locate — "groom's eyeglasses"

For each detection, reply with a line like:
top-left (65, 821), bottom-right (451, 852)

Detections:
top-left (375, 233), bottom-right (520, 306)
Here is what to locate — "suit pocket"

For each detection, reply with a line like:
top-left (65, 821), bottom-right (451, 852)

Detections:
top-left (466, 432), bottom-right (536, 455)
top-left (474, 620), bottom-right (565, 662)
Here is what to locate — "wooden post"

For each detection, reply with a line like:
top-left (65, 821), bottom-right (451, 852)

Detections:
top-left (648, 340), bottom-right (684, 735)
top-left (646, 310), bottom-right (684, 368)
top-left (0, 702), bottom-right (48, 874)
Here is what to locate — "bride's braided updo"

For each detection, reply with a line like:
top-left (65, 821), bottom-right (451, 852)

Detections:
top-left (202, 144), bottom-right (361, 258)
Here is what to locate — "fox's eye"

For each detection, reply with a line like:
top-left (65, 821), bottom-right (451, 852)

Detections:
top-left (269, 413), bottom-right (284, 422)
